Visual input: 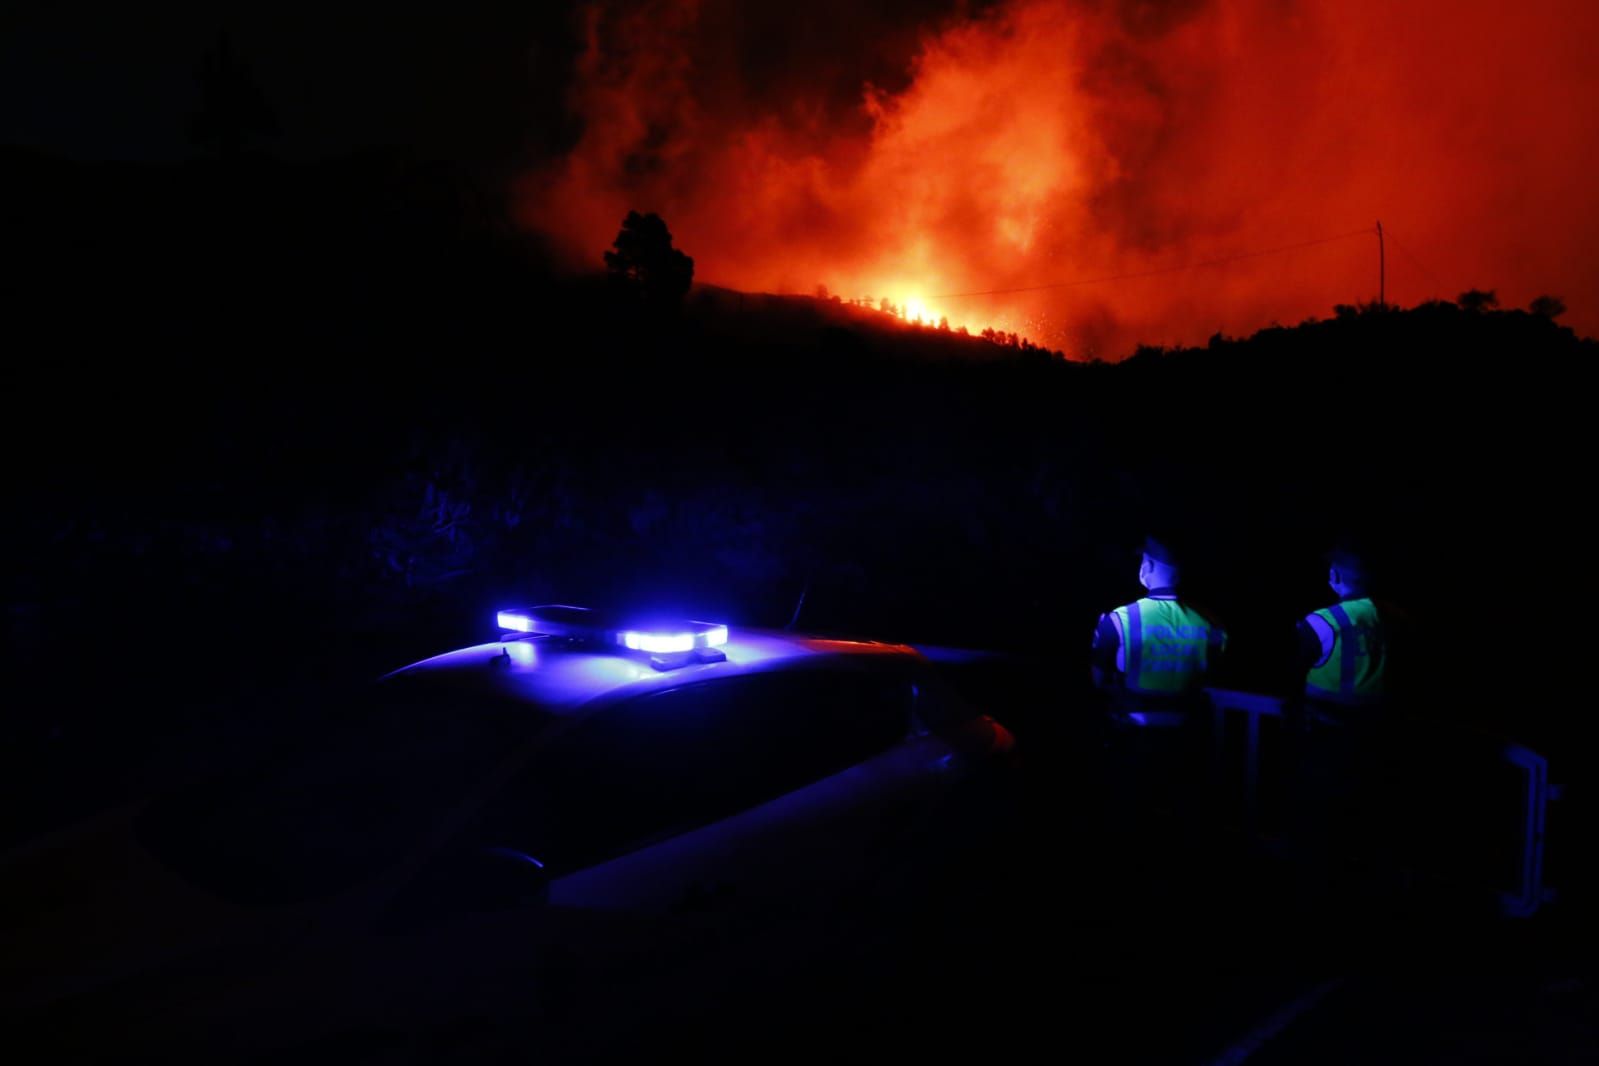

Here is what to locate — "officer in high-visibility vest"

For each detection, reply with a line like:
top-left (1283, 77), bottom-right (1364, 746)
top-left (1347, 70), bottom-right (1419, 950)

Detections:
top-left (1297, 547), bottom-right (1391, 715)
top-left (1091, 535), bottom-right (1228, 717)
top-left (1089, 535), bottom-right (1227, 851)
top-left (1290, 545), bottom-right (1407, 899)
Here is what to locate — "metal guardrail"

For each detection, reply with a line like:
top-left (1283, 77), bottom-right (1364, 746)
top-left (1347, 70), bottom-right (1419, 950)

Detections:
top-left (1201, 687), bottom-right (1559, 918)
top-left (1500, 744), bottom-right (1556, 918)
top-left (1204, 688), bottom-right (1284, 841)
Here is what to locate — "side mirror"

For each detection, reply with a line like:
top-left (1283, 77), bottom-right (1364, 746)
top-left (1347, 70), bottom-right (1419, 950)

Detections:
top-left (471, 847), bottom-right (551, 910)
top-left (380, 845), bottom-right (549, 933)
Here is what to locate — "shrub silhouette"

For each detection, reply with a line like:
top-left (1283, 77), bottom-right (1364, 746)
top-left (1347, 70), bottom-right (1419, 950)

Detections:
top-left (1529, 294), bottom-right (1566, 319)
top-left (189, 32), bottom-right (279, 158)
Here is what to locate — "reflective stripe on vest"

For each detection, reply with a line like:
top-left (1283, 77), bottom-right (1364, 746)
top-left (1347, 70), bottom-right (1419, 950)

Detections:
top-left (1305, 597), bottom-right (1386, 703)
top-left (1112, 597), bottom-right (1220, 695)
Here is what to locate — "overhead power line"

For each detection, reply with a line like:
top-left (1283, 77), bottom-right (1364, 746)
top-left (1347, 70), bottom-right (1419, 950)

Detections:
top-left (933, 226), bottom-right (1376, 300)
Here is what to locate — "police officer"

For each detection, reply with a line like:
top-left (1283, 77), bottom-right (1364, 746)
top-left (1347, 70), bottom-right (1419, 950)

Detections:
top-left (1290, 544), bottom-right (1406, 904)
top-left (1091, 535), bottom-right (1228, 715)
top-left (1089, 535), bottom-right (1227, 853)
top-left (1296, 546), bottom-right (1393, 718)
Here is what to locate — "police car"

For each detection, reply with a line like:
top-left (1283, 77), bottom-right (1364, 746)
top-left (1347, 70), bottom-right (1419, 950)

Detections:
top-left (8, 605), bottom-right (1016, 1059)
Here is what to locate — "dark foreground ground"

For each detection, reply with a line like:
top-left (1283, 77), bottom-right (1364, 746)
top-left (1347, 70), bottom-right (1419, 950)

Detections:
top-left (7, 641), bottom-right (1593, 1064)
top-left (416, 751), bottom-right (1596, 1065)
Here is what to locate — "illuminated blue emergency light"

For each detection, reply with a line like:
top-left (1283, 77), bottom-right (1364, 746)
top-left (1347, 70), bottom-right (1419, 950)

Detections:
top-left (496, 605), bottom-right (728, 669)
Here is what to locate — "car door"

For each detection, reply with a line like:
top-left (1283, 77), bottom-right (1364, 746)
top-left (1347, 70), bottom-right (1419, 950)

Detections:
top-left (437, 664), bottom-right (945, 913)
top-left (521, 662), bottom-right (968, 915)
top-left (359, 661), bottom-right (996, 1037)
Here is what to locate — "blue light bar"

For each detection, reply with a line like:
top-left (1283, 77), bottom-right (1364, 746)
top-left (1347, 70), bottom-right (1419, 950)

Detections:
top-left (497, 610), bottom-right (537, 633)
top-left (620, 625), bottom-right (728, 654)
top-left (496, 605), bottom-right (603, 639)
top-left (496, 605), bottom-right (729, 658)
top-left (622, 630), bottom-right (693, 654)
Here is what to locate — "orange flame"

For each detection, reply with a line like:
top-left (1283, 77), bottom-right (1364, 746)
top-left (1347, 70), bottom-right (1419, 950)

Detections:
top-left (520, 0), bottom-right (1599, 357)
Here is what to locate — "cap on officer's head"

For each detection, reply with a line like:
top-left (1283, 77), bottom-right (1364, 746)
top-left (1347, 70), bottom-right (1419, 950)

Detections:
top-left (1142, 534), bottom-right (1181, 568)
top-left (1325, 542), bottom-right (1373, 588)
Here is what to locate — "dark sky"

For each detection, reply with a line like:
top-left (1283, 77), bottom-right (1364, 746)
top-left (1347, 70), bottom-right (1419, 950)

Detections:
top-left (0, 1), bottom-right (586, 162)
top-left (0, 0), bottom-right (972, 163)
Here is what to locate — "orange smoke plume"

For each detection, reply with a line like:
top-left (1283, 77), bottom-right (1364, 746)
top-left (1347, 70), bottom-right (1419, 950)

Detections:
top-left (519, 0), bottom-right (1599, 357)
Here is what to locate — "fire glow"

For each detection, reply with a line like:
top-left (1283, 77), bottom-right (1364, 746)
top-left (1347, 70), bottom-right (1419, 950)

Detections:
top-left (520, 0), bottom-right (1599, 357)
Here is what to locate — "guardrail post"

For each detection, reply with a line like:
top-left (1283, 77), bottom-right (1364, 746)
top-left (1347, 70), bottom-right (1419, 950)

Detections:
top-left (1500, 744), bottom-right (1552, 918)
top-left (1212, 700), bottom-right (1228, 802)
top-left (1202, 689), bottom-right (1285, 843)
top-left (1245, 710), bottom-right (1261, 839)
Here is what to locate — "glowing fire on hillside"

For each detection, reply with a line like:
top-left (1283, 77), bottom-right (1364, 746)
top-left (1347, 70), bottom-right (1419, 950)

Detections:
top-left (519, 0), bottom-right (1599, 358)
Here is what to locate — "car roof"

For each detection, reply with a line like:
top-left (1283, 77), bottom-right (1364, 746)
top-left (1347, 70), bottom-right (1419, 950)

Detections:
top-left (386, 628), bottom-right (923, 716)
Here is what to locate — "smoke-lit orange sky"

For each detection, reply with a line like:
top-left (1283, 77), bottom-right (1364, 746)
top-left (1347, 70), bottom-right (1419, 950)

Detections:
top-left (520, 0), bottom-right (1599, 357)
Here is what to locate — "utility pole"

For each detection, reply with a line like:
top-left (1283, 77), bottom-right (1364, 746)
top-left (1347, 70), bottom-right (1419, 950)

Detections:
top-left (1376, 220), bottom-right (1385, 306)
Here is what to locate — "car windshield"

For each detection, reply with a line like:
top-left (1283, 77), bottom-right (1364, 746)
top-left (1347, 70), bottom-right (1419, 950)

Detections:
top-left (135, 673), bottom-right (552, 907)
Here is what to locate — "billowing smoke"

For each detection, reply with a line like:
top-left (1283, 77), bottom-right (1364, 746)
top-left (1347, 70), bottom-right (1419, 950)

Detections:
top-left (518, 0), bottom-right (1599, 357)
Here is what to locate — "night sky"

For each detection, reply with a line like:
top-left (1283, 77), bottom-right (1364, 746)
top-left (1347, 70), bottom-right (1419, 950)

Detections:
top-left (1, 1), bottom-right (581, 162)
